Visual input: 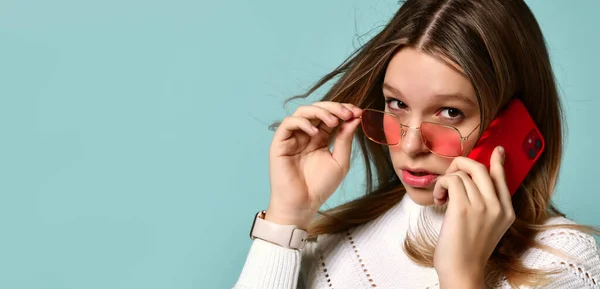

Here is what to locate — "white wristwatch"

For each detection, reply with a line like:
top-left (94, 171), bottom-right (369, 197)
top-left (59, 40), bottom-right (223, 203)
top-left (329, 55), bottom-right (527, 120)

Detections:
top-left (249, 210), bottom-right (309, 250)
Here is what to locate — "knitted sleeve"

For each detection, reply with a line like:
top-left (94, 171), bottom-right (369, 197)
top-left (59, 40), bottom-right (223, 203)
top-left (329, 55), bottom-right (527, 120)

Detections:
top-left (496, 217), bottom-right (600, 288)
top-left (233, 239), bottom-right (304, 289)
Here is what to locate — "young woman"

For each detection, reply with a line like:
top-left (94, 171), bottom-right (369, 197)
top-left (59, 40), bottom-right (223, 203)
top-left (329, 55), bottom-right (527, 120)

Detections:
top-left (235, 0), bottom-right (600, 288)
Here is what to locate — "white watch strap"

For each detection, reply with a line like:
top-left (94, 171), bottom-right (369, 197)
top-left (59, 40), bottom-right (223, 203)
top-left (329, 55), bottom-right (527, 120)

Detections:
top-left (250, 211), bottom-right (308, 250)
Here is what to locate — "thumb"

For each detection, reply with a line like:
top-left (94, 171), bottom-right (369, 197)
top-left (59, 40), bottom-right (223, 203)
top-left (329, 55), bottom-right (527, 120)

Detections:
top-left (331, 118), bottom-right (361, 172)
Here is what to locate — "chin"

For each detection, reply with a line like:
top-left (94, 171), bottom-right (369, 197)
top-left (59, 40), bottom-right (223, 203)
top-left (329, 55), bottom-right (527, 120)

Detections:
top-left (404, 185), bottom-right (435, 206)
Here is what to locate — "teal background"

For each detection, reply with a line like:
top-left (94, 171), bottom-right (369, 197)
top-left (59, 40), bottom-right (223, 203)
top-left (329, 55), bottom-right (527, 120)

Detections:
top-left (0, 0), bottom-right (598, 288)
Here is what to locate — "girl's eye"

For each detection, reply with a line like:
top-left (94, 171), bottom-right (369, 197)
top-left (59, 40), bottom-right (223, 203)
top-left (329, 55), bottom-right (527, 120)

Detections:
top-left (385, 98), bottom-right (407, 110)
top-left (440, 107), bottom-right (464, 119)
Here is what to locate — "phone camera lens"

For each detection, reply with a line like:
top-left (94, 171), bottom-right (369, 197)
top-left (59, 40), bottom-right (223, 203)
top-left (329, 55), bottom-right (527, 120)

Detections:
top-left (528, 148), bottom-right (537, 159)
top-left (535, 139), bottom-right (542, 149)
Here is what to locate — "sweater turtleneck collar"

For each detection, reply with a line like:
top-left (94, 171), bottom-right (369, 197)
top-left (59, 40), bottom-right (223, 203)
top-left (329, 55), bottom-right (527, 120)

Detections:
top-left (396, 192), bottom-right (446, 235)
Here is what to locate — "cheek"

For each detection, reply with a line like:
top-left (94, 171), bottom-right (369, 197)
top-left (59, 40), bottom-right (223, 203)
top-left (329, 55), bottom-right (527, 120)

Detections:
top-left (436, 156), bottom-right (454, 171)
top-left (462, 132), bottom-right (481, 156)
top-left (387, 145), bottom-right (403, 163)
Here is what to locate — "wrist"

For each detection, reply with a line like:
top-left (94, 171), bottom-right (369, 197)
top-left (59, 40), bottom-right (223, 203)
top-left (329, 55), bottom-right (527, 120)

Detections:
top-left (438, 268), bottom-right (484, 289)
top-left (264, 206), bottom-right (315, 230)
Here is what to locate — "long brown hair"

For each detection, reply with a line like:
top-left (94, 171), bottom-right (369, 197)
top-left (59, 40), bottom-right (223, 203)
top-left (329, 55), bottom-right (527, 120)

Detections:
top-left (278, 0), bottom-right (599, 286)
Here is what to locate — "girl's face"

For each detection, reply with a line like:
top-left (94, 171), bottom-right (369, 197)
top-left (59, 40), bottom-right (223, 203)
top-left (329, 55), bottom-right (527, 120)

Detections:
top-left (383, 48), bottom-right (481, 206)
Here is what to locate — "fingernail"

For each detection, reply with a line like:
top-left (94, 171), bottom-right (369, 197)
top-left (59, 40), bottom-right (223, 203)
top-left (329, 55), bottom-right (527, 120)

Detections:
top-left (498, 146), bottom-right (505, 163)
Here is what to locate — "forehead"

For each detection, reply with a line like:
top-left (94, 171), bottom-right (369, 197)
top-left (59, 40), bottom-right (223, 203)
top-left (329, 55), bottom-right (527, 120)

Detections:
top-left (383, 48), bottom-right (477, 105)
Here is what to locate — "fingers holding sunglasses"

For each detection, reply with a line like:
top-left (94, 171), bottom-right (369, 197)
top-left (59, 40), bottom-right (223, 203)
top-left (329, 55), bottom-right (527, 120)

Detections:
top-left (275, 102), bottom-right (362, 141)
top-left (273, 116), bottom-right (320, 142)
top-left (331, 117), bottom-right (362, 174)
top-left (293, 105), bottom-right (341, 128)
top-left (313, 101), bottom-right (362, 119)
top-left (293, 102), bottom-right (362, 134)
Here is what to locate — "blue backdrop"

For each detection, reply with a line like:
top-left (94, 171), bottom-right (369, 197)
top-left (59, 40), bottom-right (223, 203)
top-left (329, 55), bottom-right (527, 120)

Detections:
top-left (0, 0), bottom-right (598, 288)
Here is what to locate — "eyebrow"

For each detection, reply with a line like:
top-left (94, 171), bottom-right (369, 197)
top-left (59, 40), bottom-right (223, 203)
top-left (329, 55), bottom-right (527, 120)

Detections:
top-left (382, 82), bottom-right (476, 106)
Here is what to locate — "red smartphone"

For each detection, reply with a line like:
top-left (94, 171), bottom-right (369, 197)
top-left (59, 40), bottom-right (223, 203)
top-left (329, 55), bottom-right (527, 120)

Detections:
top-left (466, 98), bottom-right (545, 196)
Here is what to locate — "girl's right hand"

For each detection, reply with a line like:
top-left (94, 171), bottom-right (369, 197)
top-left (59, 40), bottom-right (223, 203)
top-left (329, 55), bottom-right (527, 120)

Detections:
top-left (266, 101), bottom-right (363, 230)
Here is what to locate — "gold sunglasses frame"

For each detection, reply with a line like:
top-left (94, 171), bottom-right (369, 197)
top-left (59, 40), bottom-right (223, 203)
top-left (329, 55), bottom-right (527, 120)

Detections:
top-left (359, 108), bottom-right (480, 158)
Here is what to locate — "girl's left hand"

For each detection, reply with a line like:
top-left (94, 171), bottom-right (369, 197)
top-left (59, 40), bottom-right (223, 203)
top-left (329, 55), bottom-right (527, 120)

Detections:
top-left (433, 146), bottom-right (516, 288)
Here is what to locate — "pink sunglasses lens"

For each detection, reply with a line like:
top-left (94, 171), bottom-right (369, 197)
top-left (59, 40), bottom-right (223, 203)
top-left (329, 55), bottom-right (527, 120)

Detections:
top-left (420, 122), bottom-right (463, 157)
top-left (361, 110), bottom-right (401, 145)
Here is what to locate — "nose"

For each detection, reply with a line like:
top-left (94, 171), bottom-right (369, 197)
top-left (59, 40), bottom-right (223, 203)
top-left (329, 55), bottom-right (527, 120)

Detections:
top-left (400, 126), bottom-right (430, 157)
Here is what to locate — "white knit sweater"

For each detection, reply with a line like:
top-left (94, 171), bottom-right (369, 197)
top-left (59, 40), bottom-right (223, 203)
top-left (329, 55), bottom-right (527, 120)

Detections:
top-left (234, 194), bottom-right (600, 289)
